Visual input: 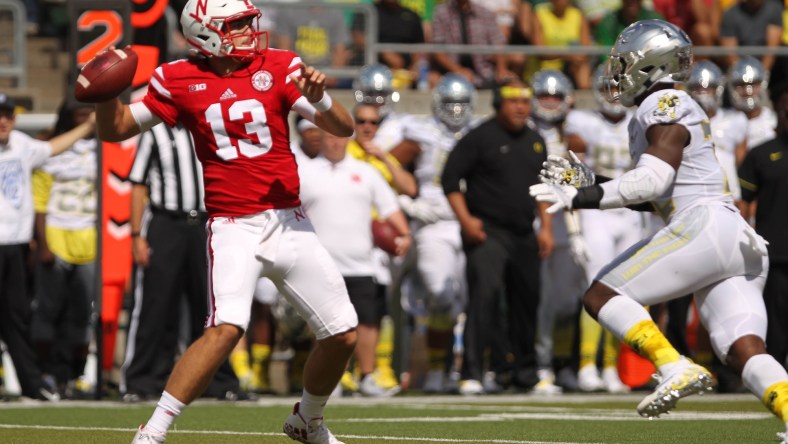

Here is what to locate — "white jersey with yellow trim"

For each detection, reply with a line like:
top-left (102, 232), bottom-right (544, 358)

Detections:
top-left (531, 116), bottom-right (569, 159)
top-left (373, 111), bottom-right (410, 152)
top-left (629, 89), bottom-right (733, 222)
top-left (403, 115), bottom-right (476, 221)
top-left (710, 108), bottom-right (748, 200)
top-left (40, 138), bottom-right (98, 230)
top-left (745, 106), bottom-right (777, 150)
top-left (565, 109), bottom-right (633, 179)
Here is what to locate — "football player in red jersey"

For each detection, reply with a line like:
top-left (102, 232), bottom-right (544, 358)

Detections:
top-left (95, 1), bottom-right (357, 443)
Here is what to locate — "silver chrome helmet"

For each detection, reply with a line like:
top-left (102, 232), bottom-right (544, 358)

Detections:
top-left (592, 64), bottom-right (627, 118)
top-left (531, 69), bottom-right (573, 123)
top-left (432, 74), bottom-right (476, 130)
top-left (728, 56), bottom-right (767, 112)
top-left (353, 64), bottom-right (400, 118)
top-left (687, 60), bottom-right (724, 113)
top-left (605, 19), bottom-right (693, 107)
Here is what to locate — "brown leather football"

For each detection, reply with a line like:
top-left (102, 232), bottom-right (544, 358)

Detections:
top-left (75, 47), bottom-right (138, 103)
top-left (372, 219), bottom-right (399, 256)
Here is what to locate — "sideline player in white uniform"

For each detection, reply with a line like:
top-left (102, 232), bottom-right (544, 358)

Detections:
top-left (529, 69), bottom-right (588, 394)
top-left (564, 65), bottom-right (638, 393)
top-left (531, 20), bottom-right (788, 439)
top-left (390, 74), bottom-right (477, 393)
top-left (687, 60), bottom-right (748, 200)
top-left (728, 57), bottom-right (777, 160)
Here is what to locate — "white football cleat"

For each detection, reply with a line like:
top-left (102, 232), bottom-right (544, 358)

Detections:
top-left (131, 425), bottom-right (166, 443)
top-left (636, 358), bottom-right (713, 418)
top-left (577, 364), bottom-right (605, 392)
top-left (359, 374), bottom-right (400, 397)
top-left (482, 371), bottom-right (504, 394)
top-left (422, 370), bottom-right (446, 393)
top-left (458, 379), bottom-right (485, 396)
top-left (533, 369), bottom-right (562, 395)
top-left (283, 402), bottom-right (345, 444)
top-left (777, 430), bottom-right (786, 444)
top-left (602, 367), bottom-right (630, 394)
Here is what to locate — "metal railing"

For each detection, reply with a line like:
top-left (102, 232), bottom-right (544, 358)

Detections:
top-left (249, 0), bottom-right (376, 79)
top-left (245, 2), bottom-right (788, 78)
top-left (0, 0), bottom-right (27, 87)
top-left (372, 43), bottom-right (788, 58)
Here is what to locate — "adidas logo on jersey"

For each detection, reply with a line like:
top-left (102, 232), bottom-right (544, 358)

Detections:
top-left (220, 89), bottom-right (237, 101)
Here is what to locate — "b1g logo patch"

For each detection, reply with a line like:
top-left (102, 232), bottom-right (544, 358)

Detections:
top-left (252, 70), bottom-right (273, 92)
top-left (654, 93), bottom-right (680, 119)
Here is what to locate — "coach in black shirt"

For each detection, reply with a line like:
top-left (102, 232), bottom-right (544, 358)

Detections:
top-left (739, 83), bottom-right (788, 370)
top-left (442, 79), bottom-right (554, 392)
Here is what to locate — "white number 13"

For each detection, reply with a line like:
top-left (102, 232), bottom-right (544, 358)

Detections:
top-left (205, 99), bottom-right (273, 161)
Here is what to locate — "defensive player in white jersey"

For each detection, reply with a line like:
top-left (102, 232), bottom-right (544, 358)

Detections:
top-left (390, 74), bottom-right (478, 393)
top-left (531, 20), bottom-right (788, 439)
top-left (564, 65), bottom-right (638, 393)
top-left (687, 60), bottom-right (748, 200)
top-left (528, 69), bottom-right (588, 394)
top-left (728, 56), bottom-right (777, 159)
top-left (94, 1), bottom-right (359, 443)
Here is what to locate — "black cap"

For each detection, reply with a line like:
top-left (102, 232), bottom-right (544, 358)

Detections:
top-left (0, 94), bottom-right (15, 112)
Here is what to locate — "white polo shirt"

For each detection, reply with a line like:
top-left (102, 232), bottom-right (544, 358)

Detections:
top-left (299, 155), bottom-right (399, 277)
top-left (0, 130), bottom-right (51, 244)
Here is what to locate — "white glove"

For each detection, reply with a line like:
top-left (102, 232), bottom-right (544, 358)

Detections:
top-left (529, 183), bottom-right (578, 214)
top-left (744, 225), bottom-right (769, 256)
top-left (568, 233), bottom-right (590, 267)
top-left (540, 151), bottom-right (596, 188)
top-left (398, 195), bottom-right (441, 224)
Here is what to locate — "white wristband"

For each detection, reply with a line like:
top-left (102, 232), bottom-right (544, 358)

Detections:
top-left (311, 93), bottom-right (333, 112)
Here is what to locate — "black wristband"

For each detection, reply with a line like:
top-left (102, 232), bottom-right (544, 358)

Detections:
top-left (131, 231), bottom-right (141, 238)
top-left (595, 175), bottom-right (613, 184)
top-left (571, 184), bottom-right (604, 209)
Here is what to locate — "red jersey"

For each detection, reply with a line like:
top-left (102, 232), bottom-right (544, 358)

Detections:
top-left (143, 49), bottom-right (304, 217)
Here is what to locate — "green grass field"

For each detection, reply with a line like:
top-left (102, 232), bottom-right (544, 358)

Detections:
top-left (0, 393), bottom-right (783, 443)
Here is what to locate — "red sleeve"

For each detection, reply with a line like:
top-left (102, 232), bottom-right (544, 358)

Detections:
top-left (280, 50), bottom-right (305, 110)
top-left (142, 64), bottom-right (180, 127)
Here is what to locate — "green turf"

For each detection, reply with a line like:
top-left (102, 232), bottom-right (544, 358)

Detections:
top-left (0, 394), bottom-right (783, 443)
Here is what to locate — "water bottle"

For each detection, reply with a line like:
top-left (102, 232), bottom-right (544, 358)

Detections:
top-left (417, 58), bottom-right (429, 91)
top-left (450, 312), bottom-right (466, 376)
top-left (452, 312), bottom-right (466, 357)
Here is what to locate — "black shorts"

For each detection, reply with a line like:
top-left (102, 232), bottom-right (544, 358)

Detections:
top-left (344, 276), bottom-right (386, 325)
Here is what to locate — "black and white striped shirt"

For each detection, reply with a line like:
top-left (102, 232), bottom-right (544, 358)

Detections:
top-left (128, 123), bottom-right (205, 213)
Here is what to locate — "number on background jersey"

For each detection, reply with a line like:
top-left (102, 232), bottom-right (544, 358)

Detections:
top-left (205, 100), bottom-right (273, 161)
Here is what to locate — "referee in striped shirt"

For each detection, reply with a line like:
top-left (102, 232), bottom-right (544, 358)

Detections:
top-left (121, 123), bottom-right (243, 401)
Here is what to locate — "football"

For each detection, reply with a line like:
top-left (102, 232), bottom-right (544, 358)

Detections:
top-left (75, 47), bottom-right (138, 103)
top-left (372, 219), bottom-right (400, 256)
